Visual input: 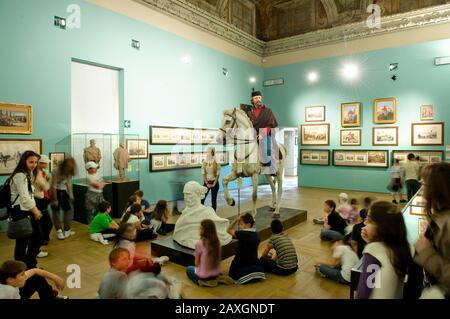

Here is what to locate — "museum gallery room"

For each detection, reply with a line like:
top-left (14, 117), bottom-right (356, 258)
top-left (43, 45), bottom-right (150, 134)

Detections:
top-left (0, 0), bottom-right (449, 301)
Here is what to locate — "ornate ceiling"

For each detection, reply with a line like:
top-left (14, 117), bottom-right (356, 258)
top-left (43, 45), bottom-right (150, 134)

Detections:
top-left (185, 0), bottom-right (449, 41)
top-left (134, 0), bottom-right (450, 56)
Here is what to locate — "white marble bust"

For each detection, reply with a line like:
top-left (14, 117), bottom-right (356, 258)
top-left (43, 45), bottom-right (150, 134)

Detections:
top-left (173, 181), bottom-right (232, 249)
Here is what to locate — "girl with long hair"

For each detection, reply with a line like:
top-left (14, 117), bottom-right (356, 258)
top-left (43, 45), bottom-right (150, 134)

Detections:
top-left (150, 200), bottom-right (175, 236)
top-left (186, 219), bottom-right (224, 286)
top-left (50, 157), bottom-right (77, 240)
top-left (8, 151), bottom-right (42, 269)
top-left (357, 201), bottom-right (413, 299)
top-left (414, 162), bottom-right (450, 298)
top-left (121, 203), bottom-right (156, 241)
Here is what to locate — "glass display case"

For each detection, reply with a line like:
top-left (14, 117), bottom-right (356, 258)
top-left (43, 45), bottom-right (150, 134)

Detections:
top-left (55, 133), bottom-right (140, 183)
top-left (401, 186), bottom-right (428, 245)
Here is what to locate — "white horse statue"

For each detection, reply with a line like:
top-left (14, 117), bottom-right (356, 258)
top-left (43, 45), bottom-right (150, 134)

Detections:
top-left (217, 108), bottom-right (286, 218)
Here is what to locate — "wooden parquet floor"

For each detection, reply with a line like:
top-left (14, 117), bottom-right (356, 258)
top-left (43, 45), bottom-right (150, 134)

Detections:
top-left (0, 179), bottom-right (391, 299)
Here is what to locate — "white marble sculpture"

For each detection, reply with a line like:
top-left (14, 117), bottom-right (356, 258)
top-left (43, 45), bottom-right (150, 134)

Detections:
top-left (173, 181), bottom-right (232, 249)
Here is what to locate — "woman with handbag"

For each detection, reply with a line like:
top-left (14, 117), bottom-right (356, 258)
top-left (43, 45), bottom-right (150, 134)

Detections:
top-left (200, 147), bottom-right (220, 211)
top-left (8, 151), bottom-right (43, 269)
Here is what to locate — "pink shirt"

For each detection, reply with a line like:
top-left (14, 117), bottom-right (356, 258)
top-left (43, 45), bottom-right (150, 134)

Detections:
top-left (338, 203), bottom-right (352, 220)
top-left (195, 240), bottom-right (222, 279)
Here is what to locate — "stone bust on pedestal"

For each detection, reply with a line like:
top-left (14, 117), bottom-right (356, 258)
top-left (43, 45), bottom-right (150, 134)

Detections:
top-left (173, 181), bottom-right (232, 249)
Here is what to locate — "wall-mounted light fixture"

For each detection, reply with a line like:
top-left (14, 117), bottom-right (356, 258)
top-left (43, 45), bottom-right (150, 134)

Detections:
top-left (131, 39), bottom-right (140, 50)
top-left (222, 68), bottom-right (228, 76)
top-left (389, 63), bottom-right (398, 71)
top-left (54, 16), bottom-right (66, 29)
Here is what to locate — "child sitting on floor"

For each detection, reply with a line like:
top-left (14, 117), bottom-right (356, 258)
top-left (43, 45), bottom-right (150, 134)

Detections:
top-left (227, 213), bottom-right (265, 284)
top-left (186, 219), bottom-right (234, 287)
top-left (121, 203), bottom-right (157, 241)
top-left (314, 238), bottom-right (359, 285)
top-left (150, 200), bottom-right (175, 236)
top-left (89, 201), bottom-right (119, 245)
top-left (259, 219), bottom-right (298, 276)
top-left (320, 200), bottom-right (347, 241)
top-left (98, 248), bottom-right (130, 299)
top-left (0, 260), bottom-right (66, 299)
top-left (114, 223), bottom-right (168, 275)
top-left (134, 190), bottom-right (152, 222)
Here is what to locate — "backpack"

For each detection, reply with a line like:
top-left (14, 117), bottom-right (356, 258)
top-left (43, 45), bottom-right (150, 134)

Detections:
top-left (0, 177), bottom-right (21, 220)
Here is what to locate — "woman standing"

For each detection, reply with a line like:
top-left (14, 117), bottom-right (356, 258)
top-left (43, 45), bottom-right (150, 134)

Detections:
top-left (9, 151), bottom-right (43, 269)
top-left (50, 157), bottom-right (77, 240)
top-left (414, 162), bottom-right (450, 298)
top-left (33, 155), bottom-right (53, 257)
top-left (201, 147), bottom-right (220, 211)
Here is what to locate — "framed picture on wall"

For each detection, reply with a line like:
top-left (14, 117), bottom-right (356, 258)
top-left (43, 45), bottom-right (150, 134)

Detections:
top-left (0, 103), bottom-right (32, 134)
top-left (420, 105), bottom-right (434, 121)
top-left (0, 139), bottom-right (42, 176)
top-left (372, 126), bottom-right (398, 146)
top-left (367, 150), bottom-right (388, 167)
top-left (301, 124), bottom-right (330, 146)
top-left (341, 102), bottom-right (361, 127)
top-left (305, 106), bottom-right (326, 122)
top-left (300, 150), bottom-right (329, 166)
top-left (332, 149), bottom-right (388, 168)
top-left (392, 150), bottom-right (443, 165)
top-left (49, 152), bottom-right (65, 173)
top-left (374, 98), bottom-right (397, 124)
top-left (126, 139), bottom-right (148, 160)
top-left (150, 152), bottom-right (229, 172)
top-left (411, 122), bottom-right (444, 146)
top-left (340, 129), bottom-right (361, 146)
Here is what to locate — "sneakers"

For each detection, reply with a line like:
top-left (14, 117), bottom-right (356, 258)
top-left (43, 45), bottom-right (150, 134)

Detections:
top-left (157, 229), bottom-right (167, 236)
top-left (313, 218), bottom-right (325, 225)
top-left (37, 251), bottom-right (49, 258)
top-left (90, 233), bottom-right (110, 245)
top-left (392, 200), bottom-right (398, 204)
top-left (57, 229), bottom-right (66, 240)
top-left (64, 230), bottom-right (75, 238)
top-left (154, 256), bottom-right (170, 265)
top-left (400, 199), bottom-right (407, 203)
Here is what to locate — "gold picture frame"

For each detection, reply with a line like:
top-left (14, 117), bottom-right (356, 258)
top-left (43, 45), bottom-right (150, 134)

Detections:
top-left (301, 124), bottom-right (330, 146)
top-left (0, 103), bottom-right (32, 134)
top-left (374, 98), bottom-right (397, 124)
top-left (420, 105), bottom-right (434, 121)
top-left (341, 102), bottom-right (361, 127)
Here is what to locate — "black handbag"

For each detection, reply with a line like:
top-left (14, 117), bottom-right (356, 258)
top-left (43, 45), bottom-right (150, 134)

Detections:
top-left (7, 216), bottom-right (33, 239)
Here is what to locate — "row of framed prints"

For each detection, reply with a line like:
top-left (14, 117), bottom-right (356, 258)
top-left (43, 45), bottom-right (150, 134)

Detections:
top-left (150, 126), bottom-right (218, 145)
top-left (301, 122), bottom-right (444, 146)
top-left (305, 100), bottom-right (435, 126)
top-left (300, 149), bottom-right (444, 168)
top-left (150, 151), bottom-right (229, 172)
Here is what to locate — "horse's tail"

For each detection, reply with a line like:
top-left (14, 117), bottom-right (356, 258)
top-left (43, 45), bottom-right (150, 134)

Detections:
top-left (279, 143), bottom-right (287, 161)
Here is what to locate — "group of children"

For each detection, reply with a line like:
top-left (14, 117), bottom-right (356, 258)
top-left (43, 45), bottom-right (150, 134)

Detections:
top-left (185, 213), bottom-right (299, 287)
top-left (88, 191), bottom-right (174, 245)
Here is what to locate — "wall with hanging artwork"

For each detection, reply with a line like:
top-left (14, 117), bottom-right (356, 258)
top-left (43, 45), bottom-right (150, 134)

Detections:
top-left (264, 38), bottom-right (449, 193)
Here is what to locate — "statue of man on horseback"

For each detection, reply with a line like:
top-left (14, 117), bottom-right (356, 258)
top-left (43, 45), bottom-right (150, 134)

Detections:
top-left (217, 90), bottom-right (285, 218)
top-left (244, 90), bottom-right (279, 175)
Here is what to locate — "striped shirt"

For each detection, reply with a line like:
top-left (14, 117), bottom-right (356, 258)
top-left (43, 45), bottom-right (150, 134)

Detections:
top-left (269, 233), bottom-right (298, 269)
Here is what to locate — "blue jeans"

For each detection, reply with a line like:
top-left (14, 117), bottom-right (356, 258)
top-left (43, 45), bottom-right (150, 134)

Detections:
top-left (186, 266), bottom-right (199, 285)
top-left (320, 229), bottom-right (344, 241)
top-left (318, 265), bottom-right (347, 284)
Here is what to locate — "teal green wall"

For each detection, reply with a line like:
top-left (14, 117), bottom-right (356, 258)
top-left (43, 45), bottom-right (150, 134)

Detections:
top-left (263, 39), bottom-right (450, 193)
top-left (1, 0), bottom-right (449, 203)
top-left (0, 0), bottom-right (262, 203)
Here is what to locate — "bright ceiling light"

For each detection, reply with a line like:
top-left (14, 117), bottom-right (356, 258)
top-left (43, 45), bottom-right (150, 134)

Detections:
top-left (341, 63), bottom-right (359, 80)
top-left (249, 77), bottom-right (256, 83)
top-left (307, 71), bottom-right (319, 83)
top-left (181, 55), bottom-right (192, 64)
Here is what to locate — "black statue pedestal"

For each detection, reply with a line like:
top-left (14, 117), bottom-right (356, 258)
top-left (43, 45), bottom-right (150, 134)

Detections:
top-left (73, 179), bottom-right (139, 223)
top-left (151, 206), bottom-right (307, 267)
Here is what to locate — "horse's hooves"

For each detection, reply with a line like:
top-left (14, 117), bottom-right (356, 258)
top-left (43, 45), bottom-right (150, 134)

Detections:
top-left (268, 207), bottom-right (276, 212)
top-left (230, 199), bottom-right (235, 207)
top-left (272, 213), bottom-right (280, 218)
